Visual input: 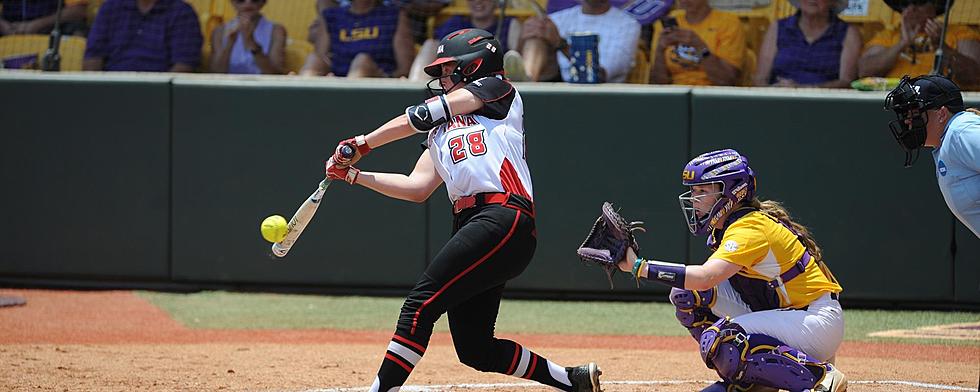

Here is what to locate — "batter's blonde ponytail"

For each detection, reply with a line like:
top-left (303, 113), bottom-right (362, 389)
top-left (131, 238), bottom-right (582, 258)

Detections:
top-left (748, 198), bottom-right (823, 262)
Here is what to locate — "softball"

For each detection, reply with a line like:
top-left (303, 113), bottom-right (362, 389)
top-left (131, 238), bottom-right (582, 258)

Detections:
top-left (260, 215), bottom-right (288, 243)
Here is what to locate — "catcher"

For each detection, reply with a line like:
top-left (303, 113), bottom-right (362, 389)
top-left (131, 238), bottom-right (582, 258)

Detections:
top-left (578, 149), bottom-right (846, 392)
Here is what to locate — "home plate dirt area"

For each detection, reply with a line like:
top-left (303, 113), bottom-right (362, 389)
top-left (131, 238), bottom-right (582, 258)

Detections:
top-left (1, 289), bottom-right (977, 392)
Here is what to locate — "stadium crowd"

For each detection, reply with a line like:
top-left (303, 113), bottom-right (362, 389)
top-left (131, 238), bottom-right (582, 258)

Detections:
top-left (0, 0), bottom-right (978, 89)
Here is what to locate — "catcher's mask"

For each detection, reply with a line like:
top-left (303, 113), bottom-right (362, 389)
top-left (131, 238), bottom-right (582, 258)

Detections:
top-left (679, 149), bottom-right (756, 236)
top-left (884, 74), bottom-right (964, 167)
top-left (424, 28), bottom-right (504, 96)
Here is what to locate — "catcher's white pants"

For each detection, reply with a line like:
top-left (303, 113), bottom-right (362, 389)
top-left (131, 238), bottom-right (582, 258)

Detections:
top-left (710, 280), bottom-right (845, 362)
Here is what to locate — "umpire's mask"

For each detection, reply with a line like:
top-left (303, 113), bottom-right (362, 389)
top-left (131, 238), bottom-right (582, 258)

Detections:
top-left (884, 74), bottom-right (965, 167)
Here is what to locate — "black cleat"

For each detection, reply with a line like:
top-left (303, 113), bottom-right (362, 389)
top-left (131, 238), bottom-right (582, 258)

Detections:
top-left (566, 362), bottom-right (601, 392)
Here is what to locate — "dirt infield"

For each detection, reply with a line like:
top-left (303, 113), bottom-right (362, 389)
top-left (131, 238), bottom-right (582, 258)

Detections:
top-left (1, 289), bottom-right (977, 392)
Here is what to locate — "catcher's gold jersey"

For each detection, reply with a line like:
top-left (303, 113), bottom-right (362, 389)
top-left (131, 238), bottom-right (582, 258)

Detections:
top-left (709, 211), bottom-right (842, 308)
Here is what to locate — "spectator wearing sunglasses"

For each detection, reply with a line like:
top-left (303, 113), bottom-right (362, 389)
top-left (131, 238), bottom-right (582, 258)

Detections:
top-left (209, 0), bottom-right (287, 74)
top-left (859, 0), bottom-right (980, 88)
top-left (83, 0), bottom-right (202, 72)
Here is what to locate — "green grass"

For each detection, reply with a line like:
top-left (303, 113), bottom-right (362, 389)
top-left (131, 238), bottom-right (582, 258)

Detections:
top-left (138, 291), bottom-right (980, 346)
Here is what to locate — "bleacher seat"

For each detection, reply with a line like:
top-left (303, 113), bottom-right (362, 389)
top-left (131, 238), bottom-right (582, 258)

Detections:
top-left (0, 34), bottom-right (86, 71)
top-left (285, 38), bottom-right (313, 74)
top-left (625, 49), bottom-right (649, 84)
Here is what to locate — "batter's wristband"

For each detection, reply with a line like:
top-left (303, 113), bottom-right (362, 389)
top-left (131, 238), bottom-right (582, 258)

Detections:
top-left (353, 135), bottom-right (371, 155)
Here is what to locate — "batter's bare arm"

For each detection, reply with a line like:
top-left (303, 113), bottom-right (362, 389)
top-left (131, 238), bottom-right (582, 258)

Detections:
top-left (355, 151), bottom-right (444, 203)
top-left (365, 88), bottom-right (485, 149)
top-left (332, 88), bottom-right (485, 166)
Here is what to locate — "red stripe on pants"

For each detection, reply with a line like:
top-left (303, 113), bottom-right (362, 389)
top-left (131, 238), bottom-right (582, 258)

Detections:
top-left (506, 344), bottom-right (521, 375)
top-left (411, 211), bottom-right (523, 335)
top-left (392, 334), bottom-right (426, 353)
top-left (523, 354), bottom-right (538, 379)
top-left (385, 353), bottom-right (413, 373)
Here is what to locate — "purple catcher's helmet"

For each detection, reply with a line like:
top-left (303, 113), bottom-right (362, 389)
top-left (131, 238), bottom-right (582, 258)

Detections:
top-left (679, 149), bottom-right (756, 235)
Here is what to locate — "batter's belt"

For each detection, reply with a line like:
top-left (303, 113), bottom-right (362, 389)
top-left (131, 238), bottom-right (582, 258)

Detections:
top-left (453, 192), bottom-right (534, 218)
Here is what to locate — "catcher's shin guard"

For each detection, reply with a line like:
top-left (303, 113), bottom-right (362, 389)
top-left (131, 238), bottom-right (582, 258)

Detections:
top-left (670, 287), bottom-right (719, 340)
top-left (699, 318), bottom-right (836, 392)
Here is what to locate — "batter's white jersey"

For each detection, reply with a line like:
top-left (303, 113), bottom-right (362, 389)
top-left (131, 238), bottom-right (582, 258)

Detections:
top-left (426, 76), bottom-right (533, 202)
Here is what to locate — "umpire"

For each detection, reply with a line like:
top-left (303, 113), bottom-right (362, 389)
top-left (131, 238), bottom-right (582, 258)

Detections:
top-left (885, 74), bottom-right (980, 237)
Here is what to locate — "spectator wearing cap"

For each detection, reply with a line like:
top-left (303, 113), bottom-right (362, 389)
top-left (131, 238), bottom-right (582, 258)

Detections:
top-left (301, 0), bottom-right (415, 77)
top-left (209, 0), bottom-right (287, 74)
top-left (408, 0), bottom-right (520, 81)
top-left (83, 0), bottom-right (203, 72)
top-left (753, 0), bottom-right (862, 88)
top-left (0, 0), bottom-right (88, 36)
top-left (884, 75), bottom-right (980, 237)
top-left (860, 0), bottom-right (980, 88)
top-left (649, 0), bottom-right (746, 86)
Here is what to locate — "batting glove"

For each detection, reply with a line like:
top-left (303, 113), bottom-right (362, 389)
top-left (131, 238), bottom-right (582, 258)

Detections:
top-left (333, 135), bottom-right (371, 166)
top-left (325, 159), bottom-right (360, 184)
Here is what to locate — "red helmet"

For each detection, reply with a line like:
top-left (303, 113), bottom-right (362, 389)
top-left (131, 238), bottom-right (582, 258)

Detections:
top-left (424, 28), bottom-right (503, 94)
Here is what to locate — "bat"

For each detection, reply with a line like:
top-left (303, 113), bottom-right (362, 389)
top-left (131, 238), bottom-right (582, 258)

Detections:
top-left (270, 144), bottom-right (355, 258)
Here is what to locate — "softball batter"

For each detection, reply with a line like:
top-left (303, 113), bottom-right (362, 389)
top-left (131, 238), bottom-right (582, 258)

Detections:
top-left (618, 149), bottom-right (846, 392)
top-left (324, 29), bottom-right (601, 392)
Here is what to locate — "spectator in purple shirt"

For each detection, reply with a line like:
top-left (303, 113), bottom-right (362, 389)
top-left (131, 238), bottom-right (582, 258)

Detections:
top-left (0, 0), bottom-right (88, 36)
top-left (752, 0), bottom-right (861, 88)
top-left (83, 0), bottom-right (203, 72)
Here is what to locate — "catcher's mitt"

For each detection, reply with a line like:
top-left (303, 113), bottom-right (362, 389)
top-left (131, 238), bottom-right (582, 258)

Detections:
top-left (577, 202), bottom-right (645, 288)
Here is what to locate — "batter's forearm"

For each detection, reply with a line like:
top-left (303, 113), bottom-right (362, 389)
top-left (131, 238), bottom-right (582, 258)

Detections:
top-left (364, 114), bottom-right (418, 149)
top-left (354, 171), bottom-right (430, 203)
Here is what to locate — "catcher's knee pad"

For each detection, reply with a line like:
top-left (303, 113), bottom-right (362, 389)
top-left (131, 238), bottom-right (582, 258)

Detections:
top-left (699, 318), bottom-right (829, 391)
top-left (670, 287), bottom-right (719, 340)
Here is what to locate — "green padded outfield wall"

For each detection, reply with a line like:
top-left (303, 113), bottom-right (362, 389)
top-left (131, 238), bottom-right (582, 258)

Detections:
top-left (427, 85), bottom-right (691, 295)
top-left (170, 78), bottom-right (430, 288)
top-left (1, 74), bottom-right (977, 305)
top-left (0, 73), bottom-right (172, 280)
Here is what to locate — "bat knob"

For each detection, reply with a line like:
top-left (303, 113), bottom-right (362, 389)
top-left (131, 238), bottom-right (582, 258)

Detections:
top-left (339, 144), bottom-right (356, 160)
top-left (271, 243), bottom-right (289, 258)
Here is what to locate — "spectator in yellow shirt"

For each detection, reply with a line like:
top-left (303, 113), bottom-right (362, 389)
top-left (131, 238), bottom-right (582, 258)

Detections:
top-left (859, 0), bottom-right (980, 88)
top-left (649, 0), bottom-right (745, 86)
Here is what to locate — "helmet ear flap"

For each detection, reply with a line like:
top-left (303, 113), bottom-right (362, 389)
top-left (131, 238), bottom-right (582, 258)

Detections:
top-left (462, 58), bottom-right (483, 77)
